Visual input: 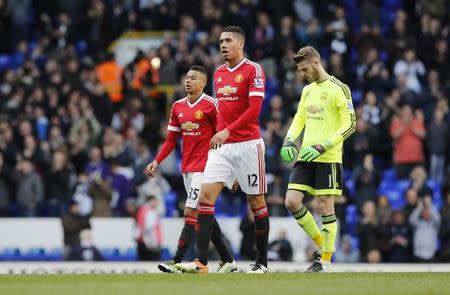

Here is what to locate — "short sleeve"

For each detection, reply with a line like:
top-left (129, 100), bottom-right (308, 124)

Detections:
top-left (248, 62), bottom-right (266, 99)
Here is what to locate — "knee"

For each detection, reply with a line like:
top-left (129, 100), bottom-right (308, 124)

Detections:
top-left (247, 194), bottom-right (266, 210)
top-left (318, 197), bottom-right (334, 215)
top-left (285, 191), bottom-right (303, 212)
top-left (184, 207), bottom-right (197, 218)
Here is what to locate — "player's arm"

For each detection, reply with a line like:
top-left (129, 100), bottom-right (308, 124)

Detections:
top-left (280, 90), bottom-right (307, 162)
top-left (146, 106), bottom-right (180, 176)
top-left (300, 84), bottom-right (356, 162)
top-left (225, 66), bottom-right (265, 133)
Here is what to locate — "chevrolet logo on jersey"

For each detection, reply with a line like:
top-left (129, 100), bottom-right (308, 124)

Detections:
top-left (181, 122), bottom-right (200, 131)
top-left (307, 105), bottom-right (324, 114)
top-left (217, 85), bottom-right (238, 96)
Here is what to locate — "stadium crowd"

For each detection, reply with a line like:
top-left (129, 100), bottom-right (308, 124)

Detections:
top-left (1, 0), bottom-right (450, 262)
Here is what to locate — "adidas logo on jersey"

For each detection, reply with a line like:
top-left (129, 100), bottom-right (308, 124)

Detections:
top-left (178, 112), bottom-right (184, 118)
top-left (217, 77), bottom-right (222, 83)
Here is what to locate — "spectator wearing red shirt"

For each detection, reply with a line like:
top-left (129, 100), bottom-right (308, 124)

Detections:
top-left (390, 105), bottom-right (426, 178)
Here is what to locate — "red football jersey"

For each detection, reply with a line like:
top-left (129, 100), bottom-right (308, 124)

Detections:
top-left (168, 93), bottom-right (218, 173)
top-left (214, 58), bottom-right (266, 143)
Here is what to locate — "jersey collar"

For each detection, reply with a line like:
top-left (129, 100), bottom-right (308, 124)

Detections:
top-left (187, 92), bottom-right (204, 108)
top-left (226, 58), bottom-right (246, 72)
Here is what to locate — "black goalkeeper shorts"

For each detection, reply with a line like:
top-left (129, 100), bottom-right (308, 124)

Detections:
top-left (287, 161), bottom-right (343, 196)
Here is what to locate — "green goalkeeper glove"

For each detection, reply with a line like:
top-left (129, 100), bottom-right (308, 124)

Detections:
top-left (299, 141), bottom-right (332, 162)
top-left (280, 140), bottom-right (298, 162)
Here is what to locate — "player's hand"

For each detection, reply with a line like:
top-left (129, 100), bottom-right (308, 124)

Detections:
top-left (210, 129), bottom-right (230, 149)
top-left (231, 180), bottom-right (240, 193)
top-left (280, 140), bottom-right (298, 162)
top-left (300, 141), bottom-right (332, 162)
top-left (145, 160), bottom-right (158, 177)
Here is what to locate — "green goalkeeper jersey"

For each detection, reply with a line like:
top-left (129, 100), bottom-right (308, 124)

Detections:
top-left (285, 76), bottom-right (356, 164)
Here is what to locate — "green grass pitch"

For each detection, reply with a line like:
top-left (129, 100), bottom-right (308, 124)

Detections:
top-left (1, 273), bottom-right (450, 295)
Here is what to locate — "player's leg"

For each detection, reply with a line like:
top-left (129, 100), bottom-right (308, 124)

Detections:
top-left (235, 138), bottom-right (269, 273)
top-left (314, 163), bottom-right (343, 272)
top-left (285, 162), bottom-right (322, 248)
top-left (285, 161), bottom-right (323, 272)
top-left (246, 194), bottom-right (269, 273)
top-left (317, 195), bottom-right (336, 272)
top-left (176, 149), bottom-right (234, 273)
top-left (285, 190), bottom-right (322, 248)
top-left (158, 173), bottom-right (199, 273)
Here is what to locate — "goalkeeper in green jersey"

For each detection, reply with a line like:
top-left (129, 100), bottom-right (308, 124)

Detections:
top-left (280, 46), bottom-right (356, 272)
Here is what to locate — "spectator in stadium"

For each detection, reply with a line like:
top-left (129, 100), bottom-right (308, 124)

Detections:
top-left (61, 200), bottom-right (91, 259)
top-left (403, 188), bottom-right (419, 220)
top-left (72, 173), bottom-right (93, 217)
top-left (439, 192), bottom-right (450, 262)
top-left (44, 150), bottom-right (75, 217)
top-left (427, 107), bottom-right (448, 183)
top-left (409, 166), bottom-right (433, 199)
top-left (352, 154), bottom-right (381, 209)
top-left (135, 195), bottom-right (162, 261)
top-left (0, 152), bottom-right (11, 216)
top-left (390, 105), bottom-right (426, 179)
top-left (85, 146), bottom-right (111, 181)
top-left (393, 48), bottom-right (426, 95)
top-left (67, 229), bottom-right (103, 261)
top-left (267, 229), bottom-right (293, 262)
top-left (357, 200), bottom-right (388, 262)
top-left (409, 196), bottom-right (441, 262)
top-left (334, 234), bottom-right (359, 263)
top-left (387, 210), bottom-right (412, 262)
top-left (88, 175), bottom-right (112, 217)
top-left (14, 159), bottom-right (43, 217)
top-left (109, 160), bottom-right (133, 216)
top-left (361, 91), bottom-right (381, 127)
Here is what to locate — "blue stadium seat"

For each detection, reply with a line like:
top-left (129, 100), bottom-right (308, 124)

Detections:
top-left (0, 248), bottom-right (22, 261)
top-left (382, 168), bottom-right (397, 182)
top-left (164, 191), bottom-right (178, 217)
top-left (101, 248), bottom-right (121, 261)
top-left (0, 54), bottom-right (12, 70)
top-left (345, 178), bottom-right (355, 198)
top-left (47, 248), bottom-right (64, 261)
top-left (23, 247), bottom-right (46, 261)
top-left (427, 179), bottom-right (443, 209)
top-left (345, 205), bottom-right (358, 235)
top-left (160, 248), bottom-right (171, 260)
top-left (122, 247), bottom-right (137, 261)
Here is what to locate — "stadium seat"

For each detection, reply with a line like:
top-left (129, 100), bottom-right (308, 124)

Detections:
top-left (0, 54), bottom-right (12, 70)
top-left (382, 168), bottom-right (397, 181)
top-left (345, 178), bottom-right (356, 198)
top-left (427, 179), bottom-right (443, 209)
top-left (101, 248), bottom-right (121, 261)
top-left (160, 248), bottom-right (171, 261)
top-left (164, 191), bottom-right (178, 217)
top-left (0, 248), bottom-right (22, 261)
top-left (345, 205), bottom-right (358, 235)
top-left (47, 248), bottom-right (64, 261)
top-left (122, 247), bottom-right (137, 261)
top-left (23, 247), bottom-right (46, 261)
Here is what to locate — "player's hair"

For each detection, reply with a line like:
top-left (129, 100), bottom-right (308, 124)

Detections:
top-left (222, 26), bottom-right (245, 40)
top-left (293, 46), bottom-right (321, 64)
top-left (189, 65), bottom-right (208, 79)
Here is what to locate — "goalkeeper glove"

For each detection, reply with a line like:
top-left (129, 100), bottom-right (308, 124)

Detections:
top-left (280, 140), bottom-right (298, 162)
top-left (299, 141), bottom-right (332, 162)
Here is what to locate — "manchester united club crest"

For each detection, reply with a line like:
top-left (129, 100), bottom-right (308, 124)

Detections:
top-left (320, 92), bottom-right (328, 100)
top-left (235, 74), bottom-right (243, 83)
top-left (194, 110), bottom-right (203, 119)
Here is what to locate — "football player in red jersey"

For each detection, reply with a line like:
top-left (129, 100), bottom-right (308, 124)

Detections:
top-left (177, 26), bottom-right (270, 274)
top-left (146, 66), bottom-right (236, 273)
